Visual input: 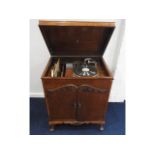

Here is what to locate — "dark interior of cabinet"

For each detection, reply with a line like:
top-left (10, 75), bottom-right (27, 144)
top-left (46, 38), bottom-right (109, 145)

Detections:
top-left (43, 57), bottom-right (111, 79)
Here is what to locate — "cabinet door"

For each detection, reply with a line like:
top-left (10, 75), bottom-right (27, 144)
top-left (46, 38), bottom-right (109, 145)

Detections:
top-left (46, 84), bottom-right (77, 121)
top-left (77, 85), bottom-right (109, 121)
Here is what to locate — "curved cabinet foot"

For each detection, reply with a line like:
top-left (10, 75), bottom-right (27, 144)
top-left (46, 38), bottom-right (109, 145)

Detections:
top-left (99, 125), bottom-right (104, 131)
top-left (49, 125), bottom-right (55, 131)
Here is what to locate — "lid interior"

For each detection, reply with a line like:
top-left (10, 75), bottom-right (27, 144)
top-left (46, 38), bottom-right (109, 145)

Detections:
top-left (39, 21), bottom-right (115, 57)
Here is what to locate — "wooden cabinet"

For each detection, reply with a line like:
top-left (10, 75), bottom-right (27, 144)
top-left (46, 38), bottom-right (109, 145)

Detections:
top-left (46, 85), bottom-right (77, 121)
top-left (77, 85), bottom-right (109, 122)
top-left (39, 20), bottom-right (115, 130)
top-left (45, 84), bottom-right (110, 121)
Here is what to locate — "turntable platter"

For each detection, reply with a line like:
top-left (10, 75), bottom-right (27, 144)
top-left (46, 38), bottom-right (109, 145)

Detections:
top-left (73, 58), bottom-right (97, 77)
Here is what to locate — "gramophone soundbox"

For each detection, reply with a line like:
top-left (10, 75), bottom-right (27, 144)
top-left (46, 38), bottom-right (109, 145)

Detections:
top-left (39, 20), bottom-right (115, 131)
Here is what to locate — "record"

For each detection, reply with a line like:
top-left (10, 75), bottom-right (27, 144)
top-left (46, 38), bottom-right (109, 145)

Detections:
top-left (73, 59), bottom-right (97, 77)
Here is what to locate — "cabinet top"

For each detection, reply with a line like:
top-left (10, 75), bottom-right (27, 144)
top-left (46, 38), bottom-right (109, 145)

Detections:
top-left (39, 20), bottom-right (115, 27)
top-left (39, 20), bottom-right (115, 57)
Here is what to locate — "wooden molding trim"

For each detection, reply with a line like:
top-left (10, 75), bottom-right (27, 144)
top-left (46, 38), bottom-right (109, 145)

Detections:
top-left (47, 84), bottom-right (109, 93)
top-left (47, 84), bottom-right (78, 92)
top-left (78, 84), bottom-right (109, 93)
top-left (49, 120), bottom-right (105, 125)
top-left (39, 20), bottom-right (115, 27)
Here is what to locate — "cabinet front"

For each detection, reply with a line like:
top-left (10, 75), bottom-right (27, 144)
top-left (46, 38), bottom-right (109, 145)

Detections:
top-left (46, 84), bottom-right (77, 121)
top-left (45, 84), bottom-right (110, 124)
top-left (77, 85), bottom-right (109, 122)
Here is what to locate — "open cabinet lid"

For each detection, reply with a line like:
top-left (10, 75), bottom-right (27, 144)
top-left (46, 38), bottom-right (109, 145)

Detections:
top-left (39, 20), bottom-right (115, 57)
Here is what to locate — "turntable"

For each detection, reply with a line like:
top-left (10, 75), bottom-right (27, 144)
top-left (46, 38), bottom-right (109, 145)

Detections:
top-left (73, 58), bottom-right (98, 77)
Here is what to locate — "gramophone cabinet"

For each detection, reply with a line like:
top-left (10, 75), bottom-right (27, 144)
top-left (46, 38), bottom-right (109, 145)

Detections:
top-left (39, 20), bottom-right (115, 131)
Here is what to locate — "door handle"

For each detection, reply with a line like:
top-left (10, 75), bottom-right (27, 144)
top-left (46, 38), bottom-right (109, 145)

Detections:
top-left (73, 102), bottom-right (81, 109)
top-left (77, 102), bottom-right (81, 109)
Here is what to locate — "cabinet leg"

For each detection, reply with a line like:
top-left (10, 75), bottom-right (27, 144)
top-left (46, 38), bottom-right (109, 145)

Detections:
top-left (99, 124), bottom-right (104, 131)
top-left (49, 125), bottom-right (55, 131)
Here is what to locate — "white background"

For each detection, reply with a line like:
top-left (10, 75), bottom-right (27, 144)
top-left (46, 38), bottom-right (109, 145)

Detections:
top-left (30, 19), bottom-right (125, 102)
top-left (0, 0), bottom-right (155, 155)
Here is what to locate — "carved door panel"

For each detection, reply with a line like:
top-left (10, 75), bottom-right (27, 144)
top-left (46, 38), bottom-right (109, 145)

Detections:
top-left (46, 84), bottom-right (77, 121)
top-left (77, 85), bottom-right (109, 121)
